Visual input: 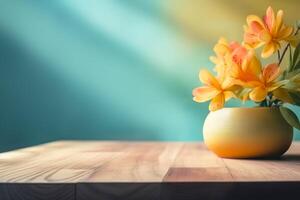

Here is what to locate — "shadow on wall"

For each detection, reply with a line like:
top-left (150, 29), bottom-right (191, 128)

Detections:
top-left (0, 32), bottom-right (164, 151)
top-left (0, 25), bottom-right (204, 152)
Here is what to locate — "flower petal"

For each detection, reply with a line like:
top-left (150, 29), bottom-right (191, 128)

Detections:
top-left (192, 86), bottom-right (220, 103)
top-left (278, 26), bottom-right (294, 39)
top-left (251, 21), bottom-right (265, 33)
top-left (263, 63), bottom-right (280, 83)
top-left (247, 53), bottom-right (262, 75)
top-left (199, 69), bottom-right (221, 89)
top-left (267, 80), bottom-right (288, 91)
top-left (213, 37), bottom-right (230, 56)
top-left (224, 91), bottom-right (236, 101)
top-left (221, 77), bottom-right (234, 89)
top-left (241, 50), bottom-right (262, 76)
top-left (286, 34), bottom-right (300, 47)
top-left (264, 6), bottom-right (275, 32)
top-left (274, 10), bottom-right (283, 35)
top-left (209, 56), bottom-right (218, 64)
top-left (243, 32), bottom-right (264, 49)
top-left (209, 93), bottom-right (225, 111)
top-left (246, 81), bottom-right (263, 88)
top-left (247, 15), bottom-right (265, 28)
top-left (249, 87), bottom-right (267, 102)
top-left (231, 42), bottom-right (248, 64)
top-left (258, 30), bottom-right (272, 43)
top-left (261, 42), bottom-right (276, 58)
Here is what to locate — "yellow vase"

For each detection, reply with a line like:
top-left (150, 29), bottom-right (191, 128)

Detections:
top-left (203, 107), bottom-right (293, 158)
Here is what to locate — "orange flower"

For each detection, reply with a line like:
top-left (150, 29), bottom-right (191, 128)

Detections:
top-left (209, 40), bottom-right (256, 102)
top-left (210, 38), bottom-right (248, 81)
top-left (233, 60), bottom-right (285, 102)
top-left (192, 7), bottom-right (297, 110)
top-left (244, 6), bottom-right (294, 58)
top-left (249, 63), bottom-right (284, 101)
top-left (209, 38), bottom-right (232, 82)
top-left (227, 42), bottom-right (285, 102)
top-left (230, 46), bottom-right (262, 86)
top-left (193, 70), bottom-right (235, 111)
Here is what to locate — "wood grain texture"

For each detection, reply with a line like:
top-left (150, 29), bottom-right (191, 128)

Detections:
top-left (0, 141), bottom-right (300, 200)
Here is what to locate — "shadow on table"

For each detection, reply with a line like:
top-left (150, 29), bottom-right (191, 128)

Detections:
top-left (242, 154), bottom-right (300, 162)
top-left (279, 154), bottom-right (300, 161)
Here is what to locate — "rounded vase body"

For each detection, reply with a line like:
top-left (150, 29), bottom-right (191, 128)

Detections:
top-left (203, 107), bottom-right (293, 158)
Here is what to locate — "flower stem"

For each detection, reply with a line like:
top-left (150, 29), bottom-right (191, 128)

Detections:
top-left (278, 44), bottom-right (290, 65)
top-left (278, 26), bottom-right (300, 65)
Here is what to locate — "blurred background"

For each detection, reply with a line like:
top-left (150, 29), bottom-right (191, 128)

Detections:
top-left (0, 0), bottom-right (300, 151)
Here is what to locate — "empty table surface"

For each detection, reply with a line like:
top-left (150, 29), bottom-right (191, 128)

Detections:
top-left (0, 141), bottom-right (300, 200)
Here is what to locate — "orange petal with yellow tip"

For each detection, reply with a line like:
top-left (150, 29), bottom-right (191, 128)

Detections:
top-left (247, 15), bottom-right (265, 28)
top-left (209, 93), bottom-right (225, 111)
top-left (263, 63), bottom-right (280, 83)
top-left (261, 42), bottom-right (276, 58)
top-left (264, 6), bottom-right (275, 32)
top-left (192, 86), bottom-right (220, 103)
top-left (231, 42), bottom-right (248, 64)
top-left (250, 21), bottom-right (265, 33)
top-left (249, 87), bottom-right (267, 102)
top-left (199, 69), bottom-right (221, 89)
top-left (241, 50), bottom-right (253, 71)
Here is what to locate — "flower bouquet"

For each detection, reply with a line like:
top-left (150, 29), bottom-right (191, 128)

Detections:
top-left (192, 7), bottom-right (300, 158)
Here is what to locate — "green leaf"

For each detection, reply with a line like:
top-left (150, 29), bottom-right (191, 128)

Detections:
top-left (286, 68), bottom-right (300, 79)
top-left (294, 63), bottom-right (300, 71)
top-left (279, 106), bottom-right (300, 130)
top-left (292, 43), bottom-right (300, 70)
top-left (288, 45), bottom-right (292, 73)
top-left (289, 92), bottom-right (300, 106)
top-left (289, 45), bottom-right (292, 63)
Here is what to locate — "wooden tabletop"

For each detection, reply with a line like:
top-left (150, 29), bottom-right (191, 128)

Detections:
top-left (0, 141), bottom-right (300, 200)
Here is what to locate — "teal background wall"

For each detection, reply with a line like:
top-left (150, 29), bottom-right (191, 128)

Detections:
top-left (0, 0), bottom-right (299, 152)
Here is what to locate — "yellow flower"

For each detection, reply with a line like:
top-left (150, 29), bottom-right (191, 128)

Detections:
top-left (230, 46), bottom-right (261, 84)
top-left (209, 39), bottom-right (257, 102)
top-left (243, 6), bottom-right (294, 58)
top-left (221, 41), bottom-right (285, 102)
top-left (210, 38), bottom-right (248, 82)
top-left (209, 37), bottom-right (232, 82)
top-left (249, 63), bottom-right (284, 101)
top-left (233, 60), bottom-right (284, 102)
top-left (193, 69), bottom-right (235, 111)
